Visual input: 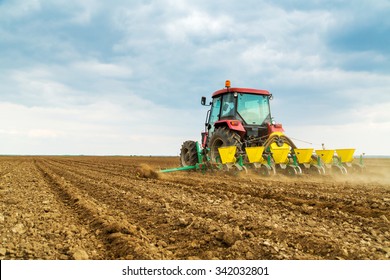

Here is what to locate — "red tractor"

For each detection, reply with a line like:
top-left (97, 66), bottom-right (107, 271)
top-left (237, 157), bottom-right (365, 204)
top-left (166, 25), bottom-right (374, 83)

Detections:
top-left (180, 80), bottom-right (297, 167)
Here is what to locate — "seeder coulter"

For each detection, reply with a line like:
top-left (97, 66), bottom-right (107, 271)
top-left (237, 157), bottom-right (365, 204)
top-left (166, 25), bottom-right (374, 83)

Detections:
top-left (160, 81), bottom-right (364, 176)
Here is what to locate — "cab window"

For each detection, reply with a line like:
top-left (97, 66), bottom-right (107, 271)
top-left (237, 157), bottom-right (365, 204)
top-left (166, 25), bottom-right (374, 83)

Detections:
top-left (209, 96), bottom-right (221, 127)
top-left (220, 93), bottom-right (235, 118)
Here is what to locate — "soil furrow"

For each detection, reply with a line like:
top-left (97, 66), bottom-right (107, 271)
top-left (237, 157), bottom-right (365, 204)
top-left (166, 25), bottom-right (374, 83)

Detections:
top-left (35, 159), bottom-right (170, 259)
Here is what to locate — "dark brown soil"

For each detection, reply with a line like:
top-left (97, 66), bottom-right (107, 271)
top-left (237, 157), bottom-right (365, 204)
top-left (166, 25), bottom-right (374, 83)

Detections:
top-left (0, 156), bottom-right (389, 260)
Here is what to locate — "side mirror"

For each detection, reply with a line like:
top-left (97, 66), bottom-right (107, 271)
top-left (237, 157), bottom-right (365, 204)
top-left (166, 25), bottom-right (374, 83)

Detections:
top-left (201, 96), bottom-right (207, 106)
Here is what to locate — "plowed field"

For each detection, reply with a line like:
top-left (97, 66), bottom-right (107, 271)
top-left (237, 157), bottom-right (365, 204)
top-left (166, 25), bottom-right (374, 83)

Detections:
top-left (0, 156), bottom-right (389, 260)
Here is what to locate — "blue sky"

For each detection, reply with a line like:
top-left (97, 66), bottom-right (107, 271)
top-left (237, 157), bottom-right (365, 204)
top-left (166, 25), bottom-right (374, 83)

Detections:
top-left (0, 0), bottom-right (389, 155)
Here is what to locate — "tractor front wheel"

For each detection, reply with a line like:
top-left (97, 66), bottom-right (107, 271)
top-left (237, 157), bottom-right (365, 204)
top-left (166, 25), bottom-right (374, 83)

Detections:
top-left (180, 140), bottom-right (198, 167)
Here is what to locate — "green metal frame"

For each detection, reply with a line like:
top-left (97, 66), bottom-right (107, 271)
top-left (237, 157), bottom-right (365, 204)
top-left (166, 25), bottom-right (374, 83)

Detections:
top-left (160, 142), bottom-right (206, 173)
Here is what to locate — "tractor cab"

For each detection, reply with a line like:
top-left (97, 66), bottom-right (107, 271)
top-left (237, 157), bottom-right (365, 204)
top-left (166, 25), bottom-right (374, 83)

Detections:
top-left (201, 80), bottom-right (283, 150)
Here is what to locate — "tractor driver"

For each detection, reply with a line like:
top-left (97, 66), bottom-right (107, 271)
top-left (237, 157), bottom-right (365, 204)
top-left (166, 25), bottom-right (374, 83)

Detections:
top-left (221, 93), bottom-right (235, 118)
top-left (221, 102), bottom-right (234, 117)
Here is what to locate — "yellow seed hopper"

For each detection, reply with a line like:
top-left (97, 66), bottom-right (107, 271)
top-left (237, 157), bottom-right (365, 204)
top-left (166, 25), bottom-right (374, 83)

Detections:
top-left (245, 146), bottom-right (274, 175)
top-left (218, 146), bottom-right (247, 172)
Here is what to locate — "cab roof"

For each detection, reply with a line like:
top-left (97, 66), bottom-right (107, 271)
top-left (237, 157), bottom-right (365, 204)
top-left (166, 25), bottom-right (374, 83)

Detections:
top-left (212, 87), bottom-right (270, 98)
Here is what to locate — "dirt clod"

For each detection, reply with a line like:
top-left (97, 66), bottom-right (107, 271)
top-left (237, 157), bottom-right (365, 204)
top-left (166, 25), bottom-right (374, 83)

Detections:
top-left (72, 249), bottom-right (89, 260)
top-left (136, 164), bottom-right (161, 179)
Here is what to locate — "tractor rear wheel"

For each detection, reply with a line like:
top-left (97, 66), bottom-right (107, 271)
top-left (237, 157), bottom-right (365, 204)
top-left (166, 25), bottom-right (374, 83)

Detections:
top-left (180, 140), bottom-right (198, 167)
top-left (208, 127), bottom-right (241, 163)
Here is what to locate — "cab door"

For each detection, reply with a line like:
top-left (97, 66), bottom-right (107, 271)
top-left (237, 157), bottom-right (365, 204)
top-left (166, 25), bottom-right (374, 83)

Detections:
top-left (207, 96), bottom-right (222, 135)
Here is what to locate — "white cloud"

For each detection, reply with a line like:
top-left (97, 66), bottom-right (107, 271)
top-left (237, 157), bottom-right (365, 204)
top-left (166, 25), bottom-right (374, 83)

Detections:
top-left (27, 129), bottom-right (64, 138)
top-left (0, 0), bottom-right (41, 19)
top-left (287, 120), bottom-right (390, 156)
top-left (71, 60), bottom-right (133, 78)
top-left (6, 68), bottom-right (86, 106)
top-left (349, 101), bottom-right (390, 124)
top-left (164, 10), bottom-right (232, 42)
top-left (0, 98), bottom-right (204, 155)
top-left (67, 0), bottom-right (101, 24)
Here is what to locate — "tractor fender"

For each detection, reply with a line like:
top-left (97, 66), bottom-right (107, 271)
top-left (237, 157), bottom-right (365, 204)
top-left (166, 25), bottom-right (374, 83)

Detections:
top-left (267, 122), bottom-right (284, 134)
top-left (214, 120), bottom-right (246, 134)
